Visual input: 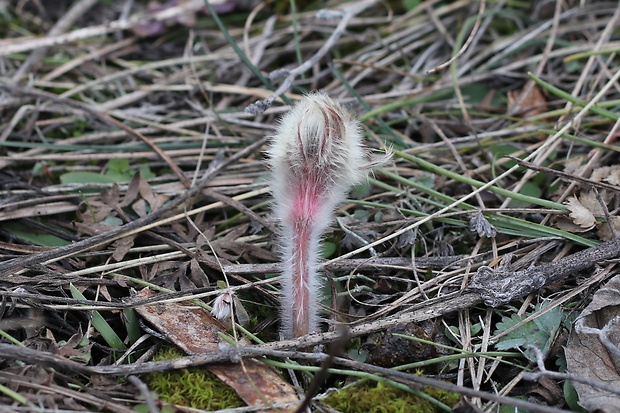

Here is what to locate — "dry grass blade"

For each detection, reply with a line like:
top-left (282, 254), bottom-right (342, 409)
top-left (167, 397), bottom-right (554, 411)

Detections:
top-left (1, 1), bottom-right (620, 412)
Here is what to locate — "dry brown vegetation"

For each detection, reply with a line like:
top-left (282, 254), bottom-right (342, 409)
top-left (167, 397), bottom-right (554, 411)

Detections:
top-left (1, 0), bottom-right (620, 412)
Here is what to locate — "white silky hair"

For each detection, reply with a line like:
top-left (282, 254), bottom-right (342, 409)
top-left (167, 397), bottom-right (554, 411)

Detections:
top-left (268, 92), bottom-right (370, 338)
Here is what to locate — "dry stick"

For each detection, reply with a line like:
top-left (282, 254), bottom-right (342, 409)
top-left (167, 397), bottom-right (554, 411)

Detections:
top-left (0, 137), bottom-right (268, 278)
top-left (0, 82), bottom-right (190, 187)
top-left (0, 0), bottom-right (207, 57)
top-left (245, 0), bottom-right (380, 115)
top-left (202, 188), bottom-right (279, 234)
top-left (508, 156), bottom-right (620, 193)
top-left (127, 375), bottom-right (161, 413)
top-left (15, 235), bottom-right (618, 341)
top-left (426, 0), bottom-right (485, 74)
top-left (294, 327), bottom-right (350, 413)
top-left (44, 38), bottom-right (136, 81)
top-left (0, 256), bottom-right (467, 308)
top-left (221, 256), bottom-right (467, 275)
top-left (524, 345), bottom-right (620, 397)
top-left (12, 0), bottom-right (100, 81)
top-left (2, 374), bottom-right (136, 413)
top-left (469, 236), bottom-right (620, 307)
top-left (0, 343), bottom-right (572, 413)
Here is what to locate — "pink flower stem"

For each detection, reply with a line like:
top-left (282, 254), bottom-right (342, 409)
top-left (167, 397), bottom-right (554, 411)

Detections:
top-left (269, 93), bottom-right (371, 338)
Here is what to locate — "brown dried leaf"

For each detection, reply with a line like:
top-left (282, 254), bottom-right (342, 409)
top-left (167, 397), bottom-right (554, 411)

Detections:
top-left (122, 173), bottom-right (142, 207)
top-left (100, 184), bottom-right (121, 207)
top-left (578, 191), bottom-right (605, 216)
top-left (597, 216), bottom-right (620, 241)
top-left (132, 199), bottom-right (148, 218)
top-left (133, 288), bottom-right (299, 412)
top-left (189, 258), bottom-right (210, 288)
top-left (111, 235), bottom-right (135, 262)
top-left (563, 156), bottom-right (585, 175)
top-left (507, 82), bottom-right (547, 118)
top-left (565, 273), bottom-right (620, 412)
top-left (591, 166), bottom-right (612, 183)
top-left (605, 166), bottom-right (620, 186)
top-left (138, 173), bottom-right (168, 212)
top-left (75, 200), bottom-right (113, 225)
top-left (565, 197), bottom-right (596, 229)
top-left (554, 216), bottom-right (593, 233)
top-left (73, 221), bottom-right (117, 237)
top-left (57, 330), bottom-right (93, 364)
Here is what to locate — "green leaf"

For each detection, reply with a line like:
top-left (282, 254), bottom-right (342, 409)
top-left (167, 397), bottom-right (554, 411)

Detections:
top-left (507, 181), bottom-right (543, 208)
top-left (351, 180), bottom-right (373, 199)
top-left (138, 166), bottom-right (156, 180)
top-left (402, 0), bottom-right (421, 11)
top-left (69, 284), bottom-right (127, 351)
top-left (352, 209), bottom-right (370, 221)
top-left (409, 173), bottom-right (436, 190)
top-left (494, 304), bottom-right (563, 360)
top-left (60, 171), bottom-right (119, 184)
top-left (123, 308), bottom-right (141, 346)
top-left (563, 380), bottom-right (584, 412)
top-left (321, 241), bottom-right (338, 258)
top-left (107, 158), bottom-right (130, 174)
top-left (1, 222), bottom-right (70, 247)
top-left (60, 160), bottom-right (155, 184)
top-left (490, 145), bottom-right (521, 169)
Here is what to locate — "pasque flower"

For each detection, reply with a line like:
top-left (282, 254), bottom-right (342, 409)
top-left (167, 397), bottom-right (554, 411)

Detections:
top-left (268, 93), bottom-right (377, 338)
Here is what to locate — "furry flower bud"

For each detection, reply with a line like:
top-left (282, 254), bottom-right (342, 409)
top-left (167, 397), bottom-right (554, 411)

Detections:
top-left (268, 93), bottom-right (369, 338)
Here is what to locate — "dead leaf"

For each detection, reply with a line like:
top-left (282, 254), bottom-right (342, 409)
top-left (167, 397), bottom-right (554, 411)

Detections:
top-left (605, 166), bottom-right (620, 187)
top-left (138, 173), bottom-right (168, 212)
top-left (133, 288), bottom-right (300, 412)
top-left (554, 216), bottom-right (593, 233)
top-left (591, 166), bottom-right (612, 182)
top-left (469, 210), bottom-right (497, 238)
top-left (597, 216), bottom-right (620, 242)
top-left (111, 235), bottom-right (135, 262)
top-left (189, 258), bottom-right (210, 288)
top-left (578, 191), bottom-right (605, 216)
top-left (507, 82), bottom-right (547, 118)
top-left (565, 273), bottom-right (620, 412)
top-left (564, 157), bottom-right (585, 176)
top-left (57, 329), bottom-right (93, 364)
top-left (122, 173), bottom-right (142, 207)
top-left (565, 197), bottom-right (596, 229)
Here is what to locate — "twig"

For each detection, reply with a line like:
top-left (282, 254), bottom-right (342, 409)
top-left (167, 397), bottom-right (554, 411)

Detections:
top-left (0, 81), bottom-right (190, 187)
top-left (245, 0), bottom-right (380, 115)
top-left (0, 138), bottom-right (268, 278)
top-left (294, 326), bottom-right (349, 413)
top-left (0, 0), bottom-right (208, 57)
top-left (469, 236), bottom-right (620, 307)
top-left (0, 342), bottom-right (573, 413)
top-left (12, 0), bottom-right (99, 80)
top-left (507, 156), bottom-right (620, 193)
top-left (427, 0), bottom-right (486, 74)
top-left (127, 375), bottom-right (160, 413)
top-left (523, 345), bottom-right (620, 396)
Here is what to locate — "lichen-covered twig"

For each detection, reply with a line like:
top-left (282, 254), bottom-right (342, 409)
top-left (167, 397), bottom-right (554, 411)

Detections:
top-left (469, 236), bottom-right (620, 307)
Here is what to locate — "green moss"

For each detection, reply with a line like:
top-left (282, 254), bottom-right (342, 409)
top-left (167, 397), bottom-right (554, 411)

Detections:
top-left (145, 347), bottom-right (245, 410)
top-left (324, 381), bottom-right (459, 413)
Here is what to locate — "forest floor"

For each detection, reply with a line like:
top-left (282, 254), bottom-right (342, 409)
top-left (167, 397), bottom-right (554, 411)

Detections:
top-left (1, 0), bottom-right (619, 412)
